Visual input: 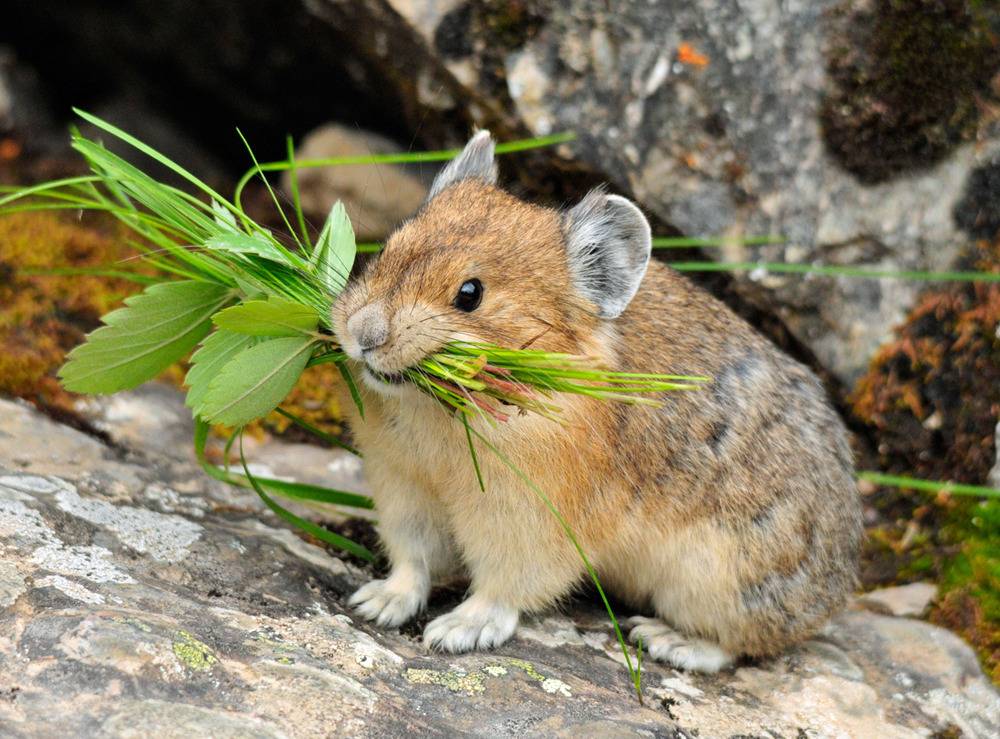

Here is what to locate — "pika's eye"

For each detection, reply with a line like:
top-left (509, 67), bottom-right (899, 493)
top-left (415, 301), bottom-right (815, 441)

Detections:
top-left (454, 278), bottom-right (483, 312)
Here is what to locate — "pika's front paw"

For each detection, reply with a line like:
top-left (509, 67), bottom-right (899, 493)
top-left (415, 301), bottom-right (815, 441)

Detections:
top-left (349, 575), bottom-right (427, 627)
top-left (628, 616), bottom-right (733, 673)
top-left (423, 596), bottom-right (518, 652)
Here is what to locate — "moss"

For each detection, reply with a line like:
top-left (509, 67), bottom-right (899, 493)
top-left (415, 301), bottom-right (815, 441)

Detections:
top-left (821, 0), bottom-right (1000, 183)
top-left (851, 237), bottom-right (1000, 680)
top-left (0, 211), bottom-right (142, 414)
top-left (172, 630), bottom-right (218, 671)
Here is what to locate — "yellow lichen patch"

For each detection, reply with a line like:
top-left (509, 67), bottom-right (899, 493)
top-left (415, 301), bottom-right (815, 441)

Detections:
top-left (404, 667), bottom-right (485, 695)
top-left (506, 658), bottom-right (546, 682)
top-left (172, 630), bottom-right (218, 672)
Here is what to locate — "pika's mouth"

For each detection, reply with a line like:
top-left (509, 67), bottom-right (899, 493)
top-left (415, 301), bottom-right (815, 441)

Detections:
top-left (365, 366), bottom-right (407, 386)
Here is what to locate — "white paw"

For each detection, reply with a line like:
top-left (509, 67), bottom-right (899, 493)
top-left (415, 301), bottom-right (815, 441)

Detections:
top-left (349, 574), bottom-right (427, 627)
top-left (628, 616), bottom-right (733, 674)
top-left (423, 596), bottom-right (518, 652)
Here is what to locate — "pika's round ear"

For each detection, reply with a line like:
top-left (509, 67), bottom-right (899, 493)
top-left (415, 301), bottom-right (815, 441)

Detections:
top-left (562, 190), bottom-right (652, 319)
top-left (427, 130), bottom-right (498, 200)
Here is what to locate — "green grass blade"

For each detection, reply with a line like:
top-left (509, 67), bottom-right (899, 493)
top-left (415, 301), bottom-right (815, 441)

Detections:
top-left (466, 424), bottom-right (642, 702)
top-left (193, 420), bottom-right (372, 509)
top-left (236, 127), bottom-right (302, 251)
top-left (275, 407), bottom-right (361, 457)
top-left (286, 135), bottom-right (311, 249)
top-left (857, 471), bottom-right (1000, 499)
top-left (669, 261), bottom-right (1000, 283)
top-left (236, 131), bottom-right (577, 209)
top-left (239, 432), bottom-right (375, 561)
top-left (73, 108), bottom-right (231, 207)
top-left (336, 360), bottom-right (365, 419)
top-left (462, 415), bottom-right (486, 493)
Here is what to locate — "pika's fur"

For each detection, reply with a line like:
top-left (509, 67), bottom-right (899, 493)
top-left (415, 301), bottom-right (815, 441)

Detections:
top-left (332, 132), bottom-right (862, 672)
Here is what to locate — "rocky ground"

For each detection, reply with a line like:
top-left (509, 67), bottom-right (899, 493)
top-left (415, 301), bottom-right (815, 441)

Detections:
top-left (0, 387), bottom-right (997, 737)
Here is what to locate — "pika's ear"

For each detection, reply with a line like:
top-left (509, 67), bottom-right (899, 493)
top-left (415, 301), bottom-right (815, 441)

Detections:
top-left (562, 190), bottom-right (652, 319)
top-left (428, 130), bottom-right (498, 199)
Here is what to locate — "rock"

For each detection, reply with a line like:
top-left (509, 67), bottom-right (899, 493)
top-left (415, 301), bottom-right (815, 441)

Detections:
top-left (0, 391), bottom-right (997, 736)
top-left (0, 46), bottom-right (59, 150)
top-left (859, 582), bottom-right (939, 618)
top-left (388, 0), bottom-right (1000, 383)
top-left (282, 124), bottom-right (432, 241)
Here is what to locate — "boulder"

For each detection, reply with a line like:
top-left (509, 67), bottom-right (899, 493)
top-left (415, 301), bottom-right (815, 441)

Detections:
top-left (386, 0), bottom-right (1000, 384)
top-left (281, 124), bottom-right (432, 241)
top-left (0, 390), bottom-right (997, 736)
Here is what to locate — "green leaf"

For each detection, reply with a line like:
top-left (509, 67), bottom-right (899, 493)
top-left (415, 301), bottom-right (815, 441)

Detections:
top-left (185, 329), bottom-right (258, 411)
top-left (199, 336), bottom-right (316, 426)
top-left (312, 201), bottom-right (355, 294)
top-left (205, 232), bottom-right (291, 265)
top-left (60, 281), bottom-right (231, 394)
top-left (212, 297), bottom-right (320, 337)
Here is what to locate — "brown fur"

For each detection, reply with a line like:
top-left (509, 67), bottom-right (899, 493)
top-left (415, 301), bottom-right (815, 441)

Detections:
top-left (333, 179), bottom-right (862, 662)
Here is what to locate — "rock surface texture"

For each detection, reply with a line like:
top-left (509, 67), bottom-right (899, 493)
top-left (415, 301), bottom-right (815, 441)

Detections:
top-left (0, 389), bottom-right (997, 737)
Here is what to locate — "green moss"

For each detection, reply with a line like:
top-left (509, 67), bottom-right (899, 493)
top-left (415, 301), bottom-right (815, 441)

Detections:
top-left (172, 630), bottom-right (218, 672)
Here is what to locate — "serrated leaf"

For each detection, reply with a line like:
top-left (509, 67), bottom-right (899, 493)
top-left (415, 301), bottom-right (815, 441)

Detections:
top-left (212, 297), bottom-right (319, 337)
top-left (59, 281), bottom-right (231, 394)
top-left (205, 232), bottom-right (291, 265)
top-left (311, 201), bottom-right (355, 294)
top-left (211, 199), bottom-right (239, 231)
top-left (199, 336), bottom-right (315, 426)
top-left (184, 329), bottom-right (258, 411)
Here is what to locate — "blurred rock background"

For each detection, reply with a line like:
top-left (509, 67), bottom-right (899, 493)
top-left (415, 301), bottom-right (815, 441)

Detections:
top-left (0, 0), bottom-right (998, 729)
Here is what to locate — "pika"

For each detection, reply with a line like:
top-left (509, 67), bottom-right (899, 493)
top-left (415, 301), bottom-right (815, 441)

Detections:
top-left (332, 132), bottom-right (862, 672)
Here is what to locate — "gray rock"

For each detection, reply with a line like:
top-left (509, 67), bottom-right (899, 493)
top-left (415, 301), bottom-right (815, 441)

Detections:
top-left (859, 582), bottom-right (939, 618)
top-left (0, 390), bottom-right (997, 736)
top-left (282, 124), bottom-right (432, 241)
top-left (389, 0), bottom-right (1000, 383)
top-left (0, 46), bottom-right (56, 145)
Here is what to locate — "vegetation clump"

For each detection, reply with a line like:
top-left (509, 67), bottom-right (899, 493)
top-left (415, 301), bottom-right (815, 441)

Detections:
top-left (851, 238), bottom-right (1000, 680)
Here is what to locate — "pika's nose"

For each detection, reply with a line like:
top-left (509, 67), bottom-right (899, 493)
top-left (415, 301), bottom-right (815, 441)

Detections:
top-left (346, 303), bottom-right (389, 353)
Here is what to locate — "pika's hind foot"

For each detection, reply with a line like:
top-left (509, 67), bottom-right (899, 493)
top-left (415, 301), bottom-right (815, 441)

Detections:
top-left (628, 616), bottom-right (733, 673)
top-left (423, 595), bottom-right (518, 652)
top-left (349, 568), bottom-right (429, 627)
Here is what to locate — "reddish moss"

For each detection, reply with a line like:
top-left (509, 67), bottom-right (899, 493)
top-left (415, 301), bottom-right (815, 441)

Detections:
top-left (851, 238), bottom-right (1000, 681)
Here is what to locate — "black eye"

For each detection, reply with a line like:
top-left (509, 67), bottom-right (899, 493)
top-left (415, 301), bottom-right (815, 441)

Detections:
top-left (454, 278), bottom-right (483, 312)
